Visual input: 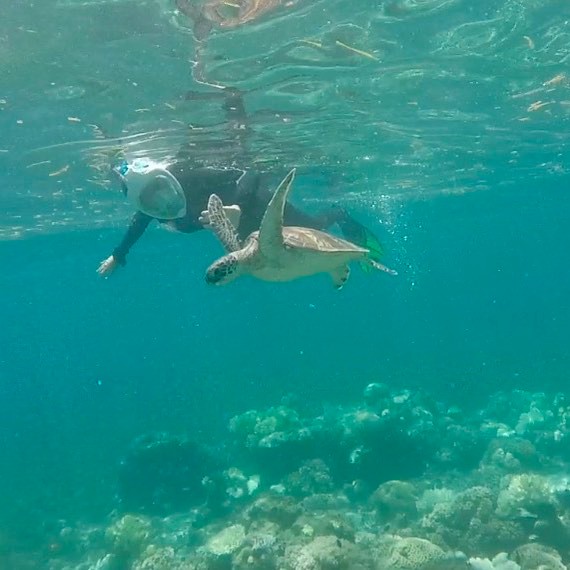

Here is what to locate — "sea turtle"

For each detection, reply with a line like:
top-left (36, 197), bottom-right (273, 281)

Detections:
top-left (205, 168), bottom-right (397, 289)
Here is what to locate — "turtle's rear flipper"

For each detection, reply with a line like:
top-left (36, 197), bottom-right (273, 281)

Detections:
top-left (337, 212), bottom-right (385, 265)
top-left (330, 265), bottom-right (350, 289)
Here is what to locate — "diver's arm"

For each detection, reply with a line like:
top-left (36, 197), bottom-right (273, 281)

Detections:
top-left (97, 212), bottom-right (153, 276)
top-left (112, 211), bottom-right (153, 265)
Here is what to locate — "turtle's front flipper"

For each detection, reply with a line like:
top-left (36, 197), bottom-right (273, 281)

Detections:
top-left (366, 259), bottom-right (398, 276)
top-left (207, 194), bottom-right (242, 252)
top-left (258, 169), bottom-right (296, 256)
top-left (330, 265), bottom-right (350, 290)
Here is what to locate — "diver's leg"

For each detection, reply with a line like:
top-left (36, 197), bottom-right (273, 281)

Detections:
top-left (283, 202), bottom-right (345, 231)
top-left (336, 211), bottom-right (386, 263)
top-left (236, 173), bottom-right (349, 233)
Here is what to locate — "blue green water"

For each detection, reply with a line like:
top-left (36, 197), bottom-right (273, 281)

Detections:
top-left (2, 0), bottom-right (570, 568)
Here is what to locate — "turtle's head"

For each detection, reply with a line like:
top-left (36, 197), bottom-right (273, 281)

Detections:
top-left (205, 254), bottom-right (240, 286)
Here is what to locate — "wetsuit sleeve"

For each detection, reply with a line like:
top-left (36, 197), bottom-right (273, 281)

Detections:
top-left (111, 211), bottom-right (153, 266)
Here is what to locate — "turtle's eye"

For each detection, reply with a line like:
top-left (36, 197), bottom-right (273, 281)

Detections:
top-left (206, 261), bottom-right (230, 284)
top-left (205, 266), bottom-right (223, 285)
top-left (206, 256), bottom-right (238, 285)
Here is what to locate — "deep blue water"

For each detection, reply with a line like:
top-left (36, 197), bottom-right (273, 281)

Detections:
top-left (2, 173), bottom-right (569, 531)
top-left (2, 1), bottom-right (570, 566)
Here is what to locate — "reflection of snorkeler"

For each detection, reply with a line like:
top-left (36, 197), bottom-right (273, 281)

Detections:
top-left (97, 89), bottom-right (385, 277)
top-left (176, 0), bottom-right (283, 38)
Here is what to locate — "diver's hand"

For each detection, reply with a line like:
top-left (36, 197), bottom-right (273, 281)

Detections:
top-left (200, 204), bottom-right (241, 230)
top-left (97, 255), bottom-right (119, 277)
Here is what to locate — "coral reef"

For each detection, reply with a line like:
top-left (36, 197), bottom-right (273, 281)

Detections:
top-left (31, 384), bottom-right (570, 570)
top-left (117, 433), bottom-right (225, 516)
top-left (375, 535), bottom-right (448, 569)
top-left (371, 480), bottom-right (418, 527)
top-left (104, 514), bottom-right (151, 563)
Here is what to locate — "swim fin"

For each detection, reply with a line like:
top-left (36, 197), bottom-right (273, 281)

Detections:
top-left (337, 212), bottom-right (385, 272)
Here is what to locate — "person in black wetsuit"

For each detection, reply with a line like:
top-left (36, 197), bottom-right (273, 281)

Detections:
top-left (97, 90), bottom-right (385, 277)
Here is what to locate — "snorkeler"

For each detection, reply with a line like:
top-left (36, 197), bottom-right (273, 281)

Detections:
top-left (97, 90), bottom-right (385, 276)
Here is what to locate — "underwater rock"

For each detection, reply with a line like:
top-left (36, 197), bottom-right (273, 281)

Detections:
top-left (229, 387), bottom-right (471, 490)
top-left (484, 447), bottom-right (523, 473)
top-left (363, 382), bottom-right (390, 407)
top-left (206, 524), bottom-right (246, 556)
top-left (132, 546), bottom-right (180, 570)
top-left (228, 385), bottom-right (497, 491)
top-left (437, 423), bottom-right (492, 471)
top-left (482, 390), bottom-right (570, 462)
top-left (245, 495), bottom-right (303, 529)
top-left (117, 432), bottom-right (225, 516)
top-left (495, 473), bottom-right (555, 519)
top-left (515, 404), bottom-right (547, 435)
top-left (88, 554), bottom-right (118, 570)
top-left (291, 511), bottom-right (356, 543)
top-left (301, 492), bottom-right (351, 513)
top-left (419, 486), bottom-right (527, 555)
top-left (371, 480), bottom-right (418, 526)
top-left (468, 552), bottom-right (520, 570)
top-left (104, 514), bottom-right (151, 560)
top-left (416, 487), bottom-right (457, 516)
top-left (193, 524), bottom-right (248, 570)
top-left (284, 535), bottom-right (363, 570)
top-left (233, 530), bottom-right (281, 569)
top-left (154, 512), bottom-right (204, 550)
top-left (33, 385), bottom-right (570, 570)
top-left (222, 467), bottom-right (261, 503)
top-left (484, 391), bottom-right (543, 425)
top-left (229, 406), bottom-right (303, 446)
top-left (511, 543), bottom-right (566, 570)
top-left (335, 405), bottom-right (439, 486)
top-left (283, 459), bottom-right (334, 497)
top-left (229, 406), bottom-right (319, 479)
top-left (375, 535), bottom-right (448, 570)
top-left (478, 519), bottom-right (527, 555)
top-left (530, 507), bottom-right (570, 553)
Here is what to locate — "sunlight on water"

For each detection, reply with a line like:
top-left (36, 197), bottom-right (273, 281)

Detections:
top-left (3, 4), bottom-right (570, 569)
top-left (1, 0), bottom-right (569, 240)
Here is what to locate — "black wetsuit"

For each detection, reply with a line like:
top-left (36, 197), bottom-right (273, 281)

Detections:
top-left (110, 88), bottom-right (380, 267)
top-left (111, 164), bottom-right (345, 266)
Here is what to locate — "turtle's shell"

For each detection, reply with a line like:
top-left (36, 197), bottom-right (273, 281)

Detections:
top-left (247, 226), bottom-right (368, 254)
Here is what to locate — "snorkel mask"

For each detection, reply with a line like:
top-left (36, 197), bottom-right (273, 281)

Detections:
top-left (112, 158), bottom-right (187, 220)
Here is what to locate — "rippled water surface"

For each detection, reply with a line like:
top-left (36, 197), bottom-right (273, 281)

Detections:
top-left (2, 0), bottom-right (569, 239)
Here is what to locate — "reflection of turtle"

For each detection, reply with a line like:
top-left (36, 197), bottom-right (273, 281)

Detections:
top-left (176, 0), bottom-right (281, 39)
top-left (205, 169), bottom-right (397, 289)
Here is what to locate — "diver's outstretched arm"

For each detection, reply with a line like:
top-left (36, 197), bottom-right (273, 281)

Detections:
top-left (97, 212), bottom-right (153, 276)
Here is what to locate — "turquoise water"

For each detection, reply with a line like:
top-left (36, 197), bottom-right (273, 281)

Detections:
top-left (2, 1), bottom-right (570, 568)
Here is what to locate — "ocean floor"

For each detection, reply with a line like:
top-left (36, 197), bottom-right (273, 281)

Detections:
top-left (5, 383), bottom-right (570, 570)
